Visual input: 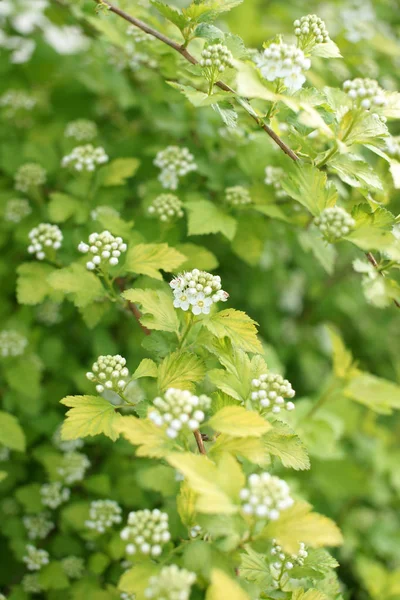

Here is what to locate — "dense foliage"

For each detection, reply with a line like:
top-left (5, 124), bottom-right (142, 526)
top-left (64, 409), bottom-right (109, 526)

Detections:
top-left (1, 1), bottom-right (400, 599)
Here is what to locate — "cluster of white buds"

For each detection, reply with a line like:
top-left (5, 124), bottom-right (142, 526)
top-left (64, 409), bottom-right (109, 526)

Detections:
top-left (27, 223), bottom-right (63, 260)
top-left (148, 194), bottom-right (184, 222)
top-left (23, 513), bottom-right (54, 540)
top-left (23, 545), bottom-right (50, 571)
top-left (64, 119), bottom-right (98, 142)
top-left (270, 540), bottom-right (308, 589)
top-left (91, 205), bottom-right (120, 221)
top-left (170, 269), bottom-right (229, 315)
top-left (314, 207), bottom-right (355, 242)
top-left (41, 482), bottom-right (71, 509)
top-left (61, 144), bottom-right (108, 172)
top-left (121, 593), bottom-right (136, 600)
top-left (4, 198), bottom-right (31, 223)
top-left (154, 146), bottom-right (197, 190)
top-left (343, 78), bottom-right (386, 110)
top-left (85, 499), bottom-right (123, 533)
top-left (294, 15), bottom-right (330, 48)
top-left (57, 451), bottom-right (90, 485)
top-left (149, 388), bottom-right (211, 439)
top-left (386, 137), bottom-right (400, 160)
top-left (36, 301), bottom-right (62, 327)
top-left (86, 354), bottom-right (129, 394)
top-left (0, 89), bottom-right (36, 112)
top-left (239, 473), bottom-right (294, 520)
top-left (0, 446), bottom-right (10, 461)
top-left (61, 556), bottom-right (85, 579)
top-left (264, 166), bottom-right (287, 198)
top-left (225, 186), bottom-right (252, 207)
top-left (22, 573), bottom-right (42, 594)
top-left (14, 163), bottom-right (46, 192)
top-left (200, 43), bottom-right (234, 85)
top-left (0, 330), bottom-right (27, 358)
top-left (78, 231), bottom-right (127, 271)
top-left (120, 509), bottom-right (170, 557)
top-left (250, 373), bottom-right (295, 413)
top-left (127, 24), bottom-right (152, 43)
top-left (255, 43), bottom-right (310, 92)
top-left (189, 525), bottom-right (203, 539)
top-left (145, 565), bottom-right (196, 600)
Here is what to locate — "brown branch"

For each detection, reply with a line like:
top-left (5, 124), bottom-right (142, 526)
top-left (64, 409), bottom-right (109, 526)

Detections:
top-left (115, 278), bottom-right (151, 335)
top-left (93, 0), bottom-right (299, 162)
top-left (193, 429), bottom-right (207, 454)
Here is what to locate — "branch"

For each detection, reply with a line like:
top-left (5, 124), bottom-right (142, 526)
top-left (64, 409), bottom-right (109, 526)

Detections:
top-left (93, 0), bottom-right (299, 162)
top-left (366, 252), bottom-right (400, 309)
top-left (193, 429), bottom-right (207, 454)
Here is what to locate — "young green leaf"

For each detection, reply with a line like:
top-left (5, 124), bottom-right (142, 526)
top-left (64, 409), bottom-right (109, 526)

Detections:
top-left (203, 309), bottom-right (263, 354)
top-left (124, 243), bottom-right (186, 280)
top-left (122, 288), bottom-right (180, 333)
top-left (0, 411), bottom-right (26, 452)
top-left (208, 406), bottom-right (271, 437)
top-left (60, 395), bottom-right (122, 441)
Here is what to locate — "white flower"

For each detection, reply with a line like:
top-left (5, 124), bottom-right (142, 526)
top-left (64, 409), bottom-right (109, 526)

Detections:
top-left (85, 500), bottom-right (122, 533)
top-left (255, 43), bottom-right (310, 92)
top-left (15, 163), bottom-right (46, 192)
top-left (264, 166), bottom-right (287, 198)
top-left (120, 509), bottom-right (170, 558)
top-left (343, 78), bottom-right (386, 109)
top-left (78, 231), bottom-right (127, 271)
top-left (170, 269), bottom-right (228, 315)
top-left (294, 14), bottom-right (330, 50)
top-left (145, 565), bottom-right (196, 600)
top-left (190, 293), bottom-right (213, 315)
top-left (270, 540), bottom-right (308, 590)
top-left (225, 186), bottom-right (252, 207)
top-left (148, 193), bottom-right (184, 222)
top-left (57, 452), bottom-right (91, 485)
top-left (65, 119), bottom-right (98, 142)
top-left (23, 513), bottom-right (54, 540)
top-left (240, 472), bottom-right (294, 521)
top-left (173, 290), bottom-right (191, 312)
top-left (43, 24), bottom-right (90, 55)
top-left (4, 198), bottom-right (31, 223)
top-left (27, 223), bottom-right (63, 261)
top-left (86, 354), bottom-right (129, 394)
top-left (154, 146), bottom-right (197, 190)
top-left (61, 556), bottom-right (85, 579)
top-left (6, 37), bottom-right (36, 64)
top-left (200, 43), bottom-right (235, 87)
top-left (23, 545), bottom-right (50, 571)
top-left (10, 0), bottom-right (48, 34)
top-left (314, 207), bottom-right (355, 242)
top-left (249, 372), bottom-right (295, 413)
top-left (62, 144), bottom-right (108, 172)
top-left (0, 330), bottom-right (27, 358)
top-left (40, 482), bottom-right (70, 509)
top-left (148, 388), bottom-right (211, 439)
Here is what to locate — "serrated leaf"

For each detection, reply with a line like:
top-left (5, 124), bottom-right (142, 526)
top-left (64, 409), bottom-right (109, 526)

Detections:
top-left (327, 326), bottom-right (356, 379)
top-left (119, 563), bottom-right (159, 596)
top-left (158, 350), bottom-right (206, 392)
top-left (116, 416), bottom-right (174, 458)
top-left (168, 82), bottom-right (235, 107)
top-left (282, 163), bottom-right (337, 216)
top-left (298, 228), bottom-right (337, 275)
top-left (125, 243), bottom-right (186, 280)
top-left (290, 548), bottom-right (339, 580)
top-left (48, 192), bottom-right (85, 223)
top-left (16, 262), bottom-right (55, 305)
top-left (185, 199), bottom-right (237, 240)
top-left (261, 501), bottom-right (343, 553)
top-left (0, 411), bottom-right (26, 452)
top-left (291, 590), bottom-right (329, 600)
top-left (60, 395), bottom-right (122, 441)
top-left (209, 434), bottom-right (267, 465)
top-left (101, 158), bottom-right (140, 186)
top-left (329, 154), bottom-right (383, 191)
top-left (38, 562), bottom-right (70, 590)
top-left (122, 288), bottom-right (180, 333)
top-left (176, 243), bottom-right (219, 271)
top-left (151, 0), bottom-right (187, 30)
top-left (344, 372), bottom-right (400, 414)
top-left (203, 309), bottom-right (263, 354)
top-left (93, 210), bottom-right (134, 238)
top-left (48, 263), bottom-right (105, 308)
top-left (311, 40), bottom-right (342, 58)
top-left (263, 423), bottom-right (310, 470)
top-left (132, 358), bottom-right (158, 379)
top-left (206, 569), bottom-right (250, 600)
top-left (239, 546), bottom-right (273, 587)
top-left (208, 406), bottom-right (271, 437)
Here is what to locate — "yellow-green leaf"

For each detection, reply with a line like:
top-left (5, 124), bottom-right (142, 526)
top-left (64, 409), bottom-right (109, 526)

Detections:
top-left (116, 416), bottom-right (174, 458)
top-left (132, 358), bottom-right (158, 379)
top-left (203, 309), bottom-right (263, 354)
top-left (208, 406), bottom-right (271, 437)
top-left (48, 263), bottom-right (105, 308)
top-left (158, 351), bottom-right (206, 392)
top-left (0, 411), bottom-right (26, 451)
top-left (60, 395), bottom-right (121, 441)
top-left (263, 423), bottom-right (310, 471)
top-left (125, 243), bottom-right (186, 280)
top-left (101, 157), bottom-right (140, 186)
top-left (206, 569), bottom-right (251, 600)
top-left (209, 434), bottom-right (268, 465)
top-left (344, 372), bottom-right (400, 414)
top-left (17, 262), bottom-right (55, 305)
top-left (122, 288), bottom-right (179, 333)
top-left (119, 563), bottom-right (159, 596)
top-left (292, 589), bottom-right (329, 600)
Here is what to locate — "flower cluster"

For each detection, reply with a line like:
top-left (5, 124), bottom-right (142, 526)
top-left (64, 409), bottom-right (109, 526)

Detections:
top-left (200, 43), bottom-right (234, 87)
top-left (239, 473), bottom-right (294, 520)
top-left (353, 259), bottom-right (389, 308)
top-left (255, 43), bottom-right (310, 92)
top-left (145, 565), bottom-right (196, 600)
top-left (127, 24), bottom-right (152, 43)
top-left (270, 540), bottom-right (308, 589)
top-left (0, 89), bottom-right (36, 113)
top-left (154, 146), bottom-right (197, 190)
top-left (0, 446), bottom-right (10, 461)
top-left (41, 482), bottom-right (71, 509)
top-left (148, 388), bottom-right (211, 439)
top-left (0, 329), bottom-right (27, 358)
top-left (22, 574), bottom-right (42, 594)
top-left (23, 545), bottom-right (50, 571)
top-left (314, 207), bottom-right (355, 242)
top-left (23, 513), bottom-right (54, 540)
top-left (148, 194), bottom-right (184, 222)
top-left (91, 205), bottom-right (120, 221)
top-left (14, 163), bottom-right (46, 192)
top-left (36, 301), bottom-right (62, 326)
top-left (43, 24), bottom-right (90, 55)
top-left (120, 509), bottom-right (170, 557)
top-left (343, 78), bottom-right (386, 109)
top-left (78, 231), bottom-right (127, 271)
top-left (61, 144), bottom-right (108, 172)
top-left (264, 166), bottom-right (287, 198)
top-left (250, 373), bottom-right (296, 413)
top-left (170, 269), bottom-right (228, 315)
top-left (85, 499), bottom-right (123, 533)
top-left (53, 425), bottom-right (83, 451)
top-left (57, 451), bottom-right (91, 485)
top-left (4, 198), bottom-right (31, 222)
top-left (64, 119), bottom-right (98, 142)
top-left (61, 556), bottom-right (85, 579)
top-left (225, 186), bottom-right (252, 207)
top-left (28, 223), bottom-right (63, 260)
top-left (294, 15), bottom-right (330, 49)
top-left (189, 525), bottom-right (203, 539)
top-left (86, 354), bottom-right (129, 394)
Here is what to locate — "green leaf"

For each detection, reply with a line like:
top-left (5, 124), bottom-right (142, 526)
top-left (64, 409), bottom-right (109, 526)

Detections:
top-left (177, 482), bottom-right (197, 527)
top-left (342, 110), bottom-right (388, 147)
top-left (158, 351), bottom-right (206, 392)
top-left (38, 562), bottom-right (70, 590)
top-left (122, 288), bottom-right (180, 333)
top-left (344, 372), bottom-right (400, 414)
top-left (290, 548), bottom-right (339, 580)
top-left (60, 395), bottom-right (122, 441)
top-left (15, 483), bottom-right (43, 513)
top-left (101, 158), bottom-right (140, 186)
top-left (239, 546), bottom-right (273, 587)
top-left (125, 243), bottom-right (186, 280)
top-left (209, 434), bottom-right (267, 465)
top-left (16, 262), bottom-right (55, 305)
top-left (132, 358), bottom-right (158, 379)
top-left (93, 210), bottom-right (134, 238)
top-left (176, 243), bottom-right (219, 271)
top-left (208, 406), bottom-right (271, 437)
top-left (151, 1), bottom-right (187, 30)
top-left (311, 40), bottom-right (342, 58)
top-left (291, 590), bottom-right (330, 600)
top-left (203, 308), bottom-right (263, 354)
top-left (0, 411), bottom-right (26, 452)
top-left (0, 472), bottom-right (7, 483)
top-left (263, 423), bottom-right (310, 470)
top-left (329, 154), bottom-right (383, 191)
top-left (206, 569), bottom-right (250, 600)
top-left (298, 228), bottom-right (337, 275)
top-left (48, 263), bottom-right (105, 308)
top-left (185, 199), bottom-right (237, 240)
top-left (282, 163), bottom-right (337, 216)
top-left (116, 416), bottom-right (174, 458)
top-left (168, 82), bottom-right (235, 107)
top-left (119, 563), bottom-right (159, 596)
top-left (48, 192), bottom-right (85, 223)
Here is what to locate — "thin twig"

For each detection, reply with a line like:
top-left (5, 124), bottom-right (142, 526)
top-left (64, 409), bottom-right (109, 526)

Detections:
top-left (115, 278), bottom-right (152, 335)
top-left (193, 429), bottom-right (207, 454)
top-left (93, 0), bottom-right (299, 161)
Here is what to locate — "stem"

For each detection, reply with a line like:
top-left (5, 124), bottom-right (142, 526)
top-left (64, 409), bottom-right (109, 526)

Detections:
top-left (305, 377), bottom-right (340, 419)
top-left (193, 429), bottom-right (207, 454)
top-left (316, 145), bottom-right (338, 169)
top-left (92, 0), bottom-right (299, 162)
top-left (178, 312), bottom-right (194, 348)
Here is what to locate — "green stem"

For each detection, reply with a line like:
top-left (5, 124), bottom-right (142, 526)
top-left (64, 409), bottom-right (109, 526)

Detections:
top-left (178, 312), bottom-right (194, 349)
top-left (316, 145), bottom-right (338, 169)
top-left (305, 377), bottom-right (340, 419)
